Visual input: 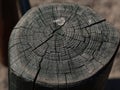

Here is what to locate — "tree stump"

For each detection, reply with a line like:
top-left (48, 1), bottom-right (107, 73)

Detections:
top-left (9, 3), bottom-right (120, 90)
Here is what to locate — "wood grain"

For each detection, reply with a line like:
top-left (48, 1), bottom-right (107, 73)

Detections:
top-left (9, 3), bottom-right (120, 90)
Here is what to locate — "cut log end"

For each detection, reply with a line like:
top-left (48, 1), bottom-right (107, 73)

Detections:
top-left (9, 3), bottom-right (120, 89)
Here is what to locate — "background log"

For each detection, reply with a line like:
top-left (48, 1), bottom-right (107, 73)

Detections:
top-left (19, 0), bottom-right (31, 15)
top-left (9, 3), bottom-right (120, 90)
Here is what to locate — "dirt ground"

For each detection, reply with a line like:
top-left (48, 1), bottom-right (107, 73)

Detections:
top-left (0, 0), bottom-right (120, 90)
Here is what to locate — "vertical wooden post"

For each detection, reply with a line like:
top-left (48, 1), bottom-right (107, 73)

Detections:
top-left (0, 0), bottom-right (3, 64)
top-left (0, 0), bottom-right (19, 66)
top-left (9, 3), bottom-right (120, 90)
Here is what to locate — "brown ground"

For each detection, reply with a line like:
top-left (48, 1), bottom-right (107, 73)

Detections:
top-left (0, 0), bottom-right (120, 90)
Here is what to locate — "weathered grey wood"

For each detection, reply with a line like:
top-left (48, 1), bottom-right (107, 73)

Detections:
top-left (9, 3), bottom-right (120, 90)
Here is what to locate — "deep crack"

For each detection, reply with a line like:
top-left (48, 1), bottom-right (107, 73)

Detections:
top-left (32, 46), bottom-right (48, 90)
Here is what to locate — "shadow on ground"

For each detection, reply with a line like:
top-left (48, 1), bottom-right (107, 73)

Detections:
top-left (105, 79), bottom-right (120, 90)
